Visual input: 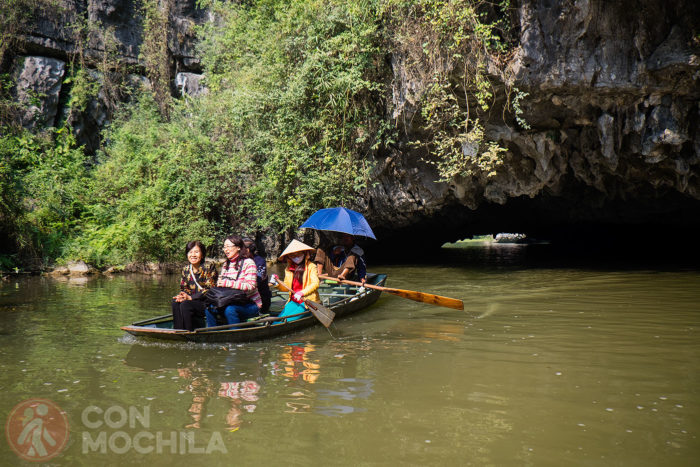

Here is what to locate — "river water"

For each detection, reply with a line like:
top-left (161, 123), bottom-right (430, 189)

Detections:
top-left (1, 242), bottom-right (698, 465)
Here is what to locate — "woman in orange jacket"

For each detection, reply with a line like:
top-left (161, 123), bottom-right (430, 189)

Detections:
top-left (271, 240), bottom-right (320, 322)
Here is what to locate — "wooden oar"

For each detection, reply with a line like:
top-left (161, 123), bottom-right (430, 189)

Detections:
top-left (319, 274), bottom-right (464, 310)
top-left (274, 280), bottom-right (335, 327)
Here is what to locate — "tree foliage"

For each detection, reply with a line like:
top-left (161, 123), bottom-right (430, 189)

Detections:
top-left (0, 128), bottom-right (90, 267)
top-left (1, 0), bottom-right (519, 269)
top-left (62, 0), bottom-right (388, 265)
top-left (382, 0), bottom-right (519, 181)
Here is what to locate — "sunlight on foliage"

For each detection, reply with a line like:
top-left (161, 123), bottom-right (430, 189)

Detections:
top-left (382, 0), bottom-right (518, 181)
top-left (1, 0), bottom-right (523, 268)
top-left (61, 0), bottom-right (390, 264)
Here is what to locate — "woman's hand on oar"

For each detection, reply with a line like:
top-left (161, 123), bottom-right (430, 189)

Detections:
top-left (272, 278), bottom-right (335, 327)
top-left (319, 274), bottom-right (464, 311)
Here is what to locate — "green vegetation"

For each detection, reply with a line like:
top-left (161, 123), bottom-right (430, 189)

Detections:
top-left (1, 0), bottom-right (519, 270)
top-left (140, 0), bottom-right (173, 119)
top-left (60, 0), bottom-right (388, 267)
top-left (442, 235), bottom-right (494, 247)
top-left (383, 0), bottom-right (518, 181)
top-left (0, 127), bottom-right (91, 268)
top-left (0, 1), bottom-right (124, 268)
top-left (61, 95), bottom-right (238, 266)
top-left (194, 0), bottom-right (386, 232)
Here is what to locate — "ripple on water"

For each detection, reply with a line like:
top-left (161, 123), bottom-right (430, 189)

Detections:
top-left (2, 265), bottom-right (700, 465)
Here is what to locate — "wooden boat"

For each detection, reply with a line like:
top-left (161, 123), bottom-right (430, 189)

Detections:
top-left (121, 273), bottom-right (387, 343)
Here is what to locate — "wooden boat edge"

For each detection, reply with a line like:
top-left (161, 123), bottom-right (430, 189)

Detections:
top-left (121, 273), bottom-right (387, 343)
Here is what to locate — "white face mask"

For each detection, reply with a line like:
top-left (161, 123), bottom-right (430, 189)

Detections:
top-left (291, 255), bottom-right (304, 264)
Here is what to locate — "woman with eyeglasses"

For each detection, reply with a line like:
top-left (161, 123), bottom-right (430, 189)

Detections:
top-left (205, 235), bottom-right (262, 327)
top-left (172, 240), bottom-right (218, 331)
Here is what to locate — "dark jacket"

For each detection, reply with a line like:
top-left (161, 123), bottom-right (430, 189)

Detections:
top-left (252, 254), bottom-right (272, 309)
top-left (179, 262), bottom-right (218, 299)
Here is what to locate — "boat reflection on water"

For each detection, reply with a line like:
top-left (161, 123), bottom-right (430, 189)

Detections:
top-left (274, 344), bottom-right (321, 383)
top-left (176, 365), bottom-right (260, 432)
top-left (272, 343), bottom-right (374, 416)
top-left (124, 344), bottom-right (264, 432)
top-left (123, 340), bottom-right (377, 427)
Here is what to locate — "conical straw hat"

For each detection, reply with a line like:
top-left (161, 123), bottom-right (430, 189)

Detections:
top-left (278, 239), bottom-right (315, 261)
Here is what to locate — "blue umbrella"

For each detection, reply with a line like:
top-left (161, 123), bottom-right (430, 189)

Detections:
top-left (300, 207), bottom-right (377, 240)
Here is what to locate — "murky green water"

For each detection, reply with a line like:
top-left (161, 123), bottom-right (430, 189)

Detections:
top-left (1, 243), bottom-right (699, 465)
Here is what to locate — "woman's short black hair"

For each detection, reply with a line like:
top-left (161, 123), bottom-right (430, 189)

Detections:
top-left (242, 237), bottom-right (257, 255)
top-left (186, 240), bottom-right (206, 261)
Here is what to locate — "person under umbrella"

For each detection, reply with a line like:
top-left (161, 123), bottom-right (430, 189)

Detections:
top-left (314, 233), bottom-right (366, 284)
top-left (299, 207), bottom-right (372, 284)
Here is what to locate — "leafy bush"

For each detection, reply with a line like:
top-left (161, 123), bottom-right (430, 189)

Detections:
top-left (2, 0), bottom-right (521, 268)
top-left (382, 0), bottom-right (518, 181)
top-left (65, 0), bottom-right (388, 265)
top-left (0, 128), bottom-right (90, 267)
top-left (62, 95), bottom-right (236, 265)
top-left (197, 0), bottom-right (385, 233)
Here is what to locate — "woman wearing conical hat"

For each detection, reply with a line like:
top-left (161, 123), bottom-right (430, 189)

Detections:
top-left (270, 239), bottom-right (320, 322)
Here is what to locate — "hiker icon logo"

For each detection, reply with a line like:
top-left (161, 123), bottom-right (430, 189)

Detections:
top-left (5, 398), bottom-right (69, 462)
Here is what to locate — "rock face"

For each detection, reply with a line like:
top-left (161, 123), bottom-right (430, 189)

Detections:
top-left (175, 71), bottom-right (207, 97)
top-left (7, 0), bottom-right (700, 249)
top-left (7, 0), bottom-right (206, 149)
top-left (370, 0), bottom-right (700, 249)
top-left (17, 0), bottom-right (204, 68)
top-left (13, 56), bottom-right (66, 129)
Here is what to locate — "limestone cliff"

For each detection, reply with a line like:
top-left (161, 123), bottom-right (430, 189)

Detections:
top-left (6, 0), bottom-right (205, 152)
top-left (371, 0), bottom-right (700, 248)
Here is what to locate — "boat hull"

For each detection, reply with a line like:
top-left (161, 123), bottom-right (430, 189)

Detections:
top-left (121, 274), bottom-right (386, 343)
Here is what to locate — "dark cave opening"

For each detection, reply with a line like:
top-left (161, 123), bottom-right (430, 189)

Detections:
top-left (366, 192), bottom-right (700, 270)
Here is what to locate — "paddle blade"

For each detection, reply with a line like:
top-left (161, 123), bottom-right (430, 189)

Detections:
top-left (274, 280), bottom-right (335, 327)
top-left (304, 299), bottom-right (335, 327)
top-left (385, 288), bottom-right (464, 310)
